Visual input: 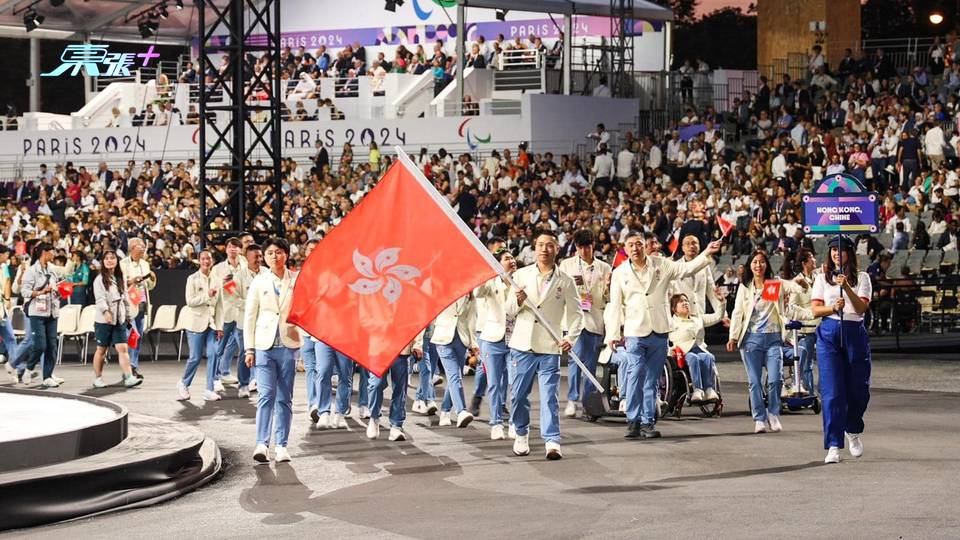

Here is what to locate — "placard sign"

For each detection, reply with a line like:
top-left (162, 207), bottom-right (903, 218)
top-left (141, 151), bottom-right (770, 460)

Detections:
top-left (801, 174), bottom-right (880, 235)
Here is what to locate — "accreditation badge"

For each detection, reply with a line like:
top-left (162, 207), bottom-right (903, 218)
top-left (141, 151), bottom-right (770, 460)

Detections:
top-left (579, 291), bottom-right (593, 311)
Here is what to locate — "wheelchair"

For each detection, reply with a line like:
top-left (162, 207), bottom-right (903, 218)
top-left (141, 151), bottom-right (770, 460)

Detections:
top-left (657, 347), bottom-right (723, 419)
top-left (582, 345), bottom-right (722, 422)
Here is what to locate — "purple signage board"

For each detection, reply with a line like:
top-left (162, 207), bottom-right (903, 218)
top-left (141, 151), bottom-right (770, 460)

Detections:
top-left (802, 193), bottom-right (880, 234)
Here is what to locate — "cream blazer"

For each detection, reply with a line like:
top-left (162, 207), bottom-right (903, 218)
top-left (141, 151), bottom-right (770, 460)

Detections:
top-left (728, 278), bottom-right (804, 346)
top-left (400, 329), bottom-right (427, 356)
top-left (243, 268), bottom-right (302, 351)
top-left (430, 294), bottom-right (477, 348)
top-left (505, 264), bottom-right (584, 354)
top-left (474, 276), bottom-right (510, 343)
top-left (182, 270), bottom-right (223, 333)
top-left (604, 252), bottom-right (712, 342)
top-left (669, 311), bottom-right (723, 354)
top-left (558, 255), bottom-right (611, 335)
top-left (211, 258), bottom-right (246, 324)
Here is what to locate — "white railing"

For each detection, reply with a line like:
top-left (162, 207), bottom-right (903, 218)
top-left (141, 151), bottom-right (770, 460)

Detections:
top-left (499, 49), bottom-right (542, 70)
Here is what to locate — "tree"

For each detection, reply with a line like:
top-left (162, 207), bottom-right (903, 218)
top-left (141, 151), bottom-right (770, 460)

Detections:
top-left (651, 0), bottom-right (699, 28)
top-left (673, 7), bottom-right (758, 70)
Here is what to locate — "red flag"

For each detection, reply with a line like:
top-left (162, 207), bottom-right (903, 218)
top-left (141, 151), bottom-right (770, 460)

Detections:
top-left (57, 282), bottom-right (74, 298)
top-left (127, 284), bottom-right (142, 306)
top-left (612, 249), bottom-right (628, 268)
top-left (15, 242), bottom-right (26, 256)
top-left (668, 236), bottom-right (679, 255)
top-left (762, 279), bottom-right (782, 301)
top-left (127, 324), bottom-right (140, 349)
top-left (287, 154), bottom-right (500, 377)
top-left (223, 280), bottom-right (237, 295)
top-left (717, 215), bottom-right (734, 237)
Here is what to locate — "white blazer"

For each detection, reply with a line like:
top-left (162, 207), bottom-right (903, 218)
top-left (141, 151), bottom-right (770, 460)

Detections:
top-left (400, 329), bottom-right (427, 356)
top-left (505, 264), bottom-right (584, 354)
top-left (669, 311), bottom-right (722, 354)
top-left (668, 261), bottom-right (722, 317)
top-left (604, 253), bottom-right (712, 343)
top-left (243, 268), bottom-right (302, 351)
top-left (558, 254), bottom-right (611, 335)
top-left (211, 258), bottom-right (246, 324)
top-left (430, 295), bottom-right (476, 348)
top-left (473, 276), bottom-right (510, 343)
top-left (182, 270), bottom-right (223, 333)
top-left (728, 278), bottom-right (804, 346)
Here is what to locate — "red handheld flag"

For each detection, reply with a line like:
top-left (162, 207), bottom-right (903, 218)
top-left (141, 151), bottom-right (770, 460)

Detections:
top-left (668, 236), bottom-right (679, 255)
top-left (761, 279), bottom-right (782, 302)
top-left (717, 215), bottom-right (734, 237)
top-left (127, 284), bottom-right (142, 306)
top-left (127, 324), bottom-right (140, 349)
top-left (57, 282), bottom-right (74, 298)
top-left (223, 280), bottom-right (237, 295)
top-left (287, 153), bottom-right (500, 377)
top-left (15, 242), bottom-right (26, 256)
top-left (612, 248), bottom-right (628, 268)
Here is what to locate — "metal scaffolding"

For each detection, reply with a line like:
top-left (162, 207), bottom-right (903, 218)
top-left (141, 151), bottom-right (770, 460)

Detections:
top-left (197, 0), bottom-right (282, 247)
top-left (609, 0), bottom-right (635, 98)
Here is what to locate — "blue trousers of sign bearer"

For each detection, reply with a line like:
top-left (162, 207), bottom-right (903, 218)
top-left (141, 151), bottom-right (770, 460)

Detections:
top-left (816, 318), bottom-right (871, 450)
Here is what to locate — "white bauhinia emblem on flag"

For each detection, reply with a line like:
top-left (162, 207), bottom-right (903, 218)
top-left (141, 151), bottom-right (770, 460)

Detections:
top-left (348, 248), bottom-right (422, 304)
top-left (766, 284), bottom-right (777, 296)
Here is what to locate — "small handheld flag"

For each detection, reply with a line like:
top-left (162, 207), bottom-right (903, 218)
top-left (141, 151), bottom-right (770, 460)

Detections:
top-left (762, 279), bottom-right (782, 302)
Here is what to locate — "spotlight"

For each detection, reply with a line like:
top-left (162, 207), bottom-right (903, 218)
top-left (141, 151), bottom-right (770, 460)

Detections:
top-left (23, 10), bottom-right (44, 32)
top-left (158, 5), bottom-right (169, 19)
top-left (384, 0), bottom-right (397, 12)
top-left (929, 11), bottom-right (944, 24)
top-left (138, 18), bottom-right (159, 38)
top-left (50, 0), bottom-right (65, 6)
top-left (175, 0), bottom-right (183, 9)
top-left (495, 9), bottom-right (509, 21)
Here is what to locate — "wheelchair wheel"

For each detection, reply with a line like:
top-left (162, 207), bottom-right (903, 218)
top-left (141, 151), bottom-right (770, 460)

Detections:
top-left (699, 366), bottom-right (723, 418)
top-left (657, 363), bottom-right (672, 419)
top-left (674, 368), bottom-right (690, 418)
top-left (812, 396), bottom-right (822, 415)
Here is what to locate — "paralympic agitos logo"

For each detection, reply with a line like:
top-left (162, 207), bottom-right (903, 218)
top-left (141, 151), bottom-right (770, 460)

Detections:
top-left (412, 0), bottom-right (457, 20)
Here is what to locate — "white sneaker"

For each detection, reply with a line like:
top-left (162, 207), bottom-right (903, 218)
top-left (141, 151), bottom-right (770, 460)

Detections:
top-left (316, 412), bottom-right (330, 429)
top-left (52, 375), bottom-right (65, 384)
top-left (754, 421), bottom-right (767, 433)
top-left (220, 374), bottom-right (239, 385)
top-left (618, 400), bottom-right (627, 413)
top-left (93, 377), bottom-right (107, 388)
top-left (388, 426), bottom-right (405, 441)
top-left (213, 380), bottom-right (225, 393)
top-left (412, 400), bottom-right (426, 414)
top-left (366, 419), bottom-right (380, 439)
top-left (5, 363), bottom-right (16, 383)
top-left (274, 446), bottom-right (291, 462)
top-left (456, 410), bottom-right (474, 428)
top-left (767, 415), bottom-right (782, 432)
top-left (491, 424), bottom-right (506, 440)
top-left (513, 434), bottom-right (530, 456)
top-left (432, 375), bottom-right (443, 386)
top-left (123, 374), bottom-right (142, 388)
top-left (42, 377), bottom-right (60, 388)
top-left (690, 389), bottom-right (705, 403)
top-left (824, 447), bottom-right (841, 464)
top-left (425, 401), bottom-right (438, 415)
top-left (238, 386), bottom-right (250, 398)
top-left (359, 406), bottom-right (371, 419)
top-left (508, 424), bottom-right (517, 439)
top-left (253, 444), bottom-right (269, 463)
top-left (462, 364), bottom-right (475, 376)
top-left (438, 411), bottom-right (452, 426)
top-left (564, 400), bottom-right (579, 418)
top-left (177, 381), bottom-right (191, 401)
top-left (845, 432), bottom-right (864, 458)
top-left (249, 380), bottom-right (257, 393)
top-left (203, 390), bottom-right (222, 401)
top-left (545, 441), bottom-right (563, 460)
top-left (331, 412), bottom-right (348, 429)
top-left (704, 388), bottom-right (720, 402)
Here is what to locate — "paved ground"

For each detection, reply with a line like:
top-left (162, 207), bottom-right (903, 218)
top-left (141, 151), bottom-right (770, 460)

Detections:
top-left (3, 353), bottom-right (959, 539)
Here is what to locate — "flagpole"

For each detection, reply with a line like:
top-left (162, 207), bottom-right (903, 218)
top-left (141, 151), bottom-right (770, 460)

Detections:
top-left (395, 147), bottom-right (605, 393)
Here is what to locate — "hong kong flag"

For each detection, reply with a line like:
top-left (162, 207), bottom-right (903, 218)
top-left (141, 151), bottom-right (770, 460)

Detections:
top-left (288, 150), bottom-right (501, 377)
top-left (612, 248), bottom-right (628, 268)
top-left (762, 279), bottom-right (782, 302)
top-left (717, 215), bottom-right (734, 237)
